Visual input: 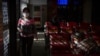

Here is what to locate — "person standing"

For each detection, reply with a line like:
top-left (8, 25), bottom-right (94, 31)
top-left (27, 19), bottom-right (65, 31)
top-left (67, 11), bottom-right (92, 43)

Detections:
top-left (17, 7), bottom-right (38, 56)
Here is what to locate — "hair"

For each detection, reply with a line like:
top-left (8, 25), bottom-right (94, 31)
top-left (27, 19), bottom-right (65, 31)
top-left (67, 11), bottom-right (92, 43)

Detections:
top-left (22, 7), bottom-right (30, 13)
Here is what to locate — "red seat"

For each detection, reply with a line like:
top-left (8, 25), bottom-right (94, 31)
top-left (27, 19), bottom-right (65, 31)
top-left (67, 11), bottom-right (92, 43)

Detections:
top-left (45, 21), bottom-right (52, 28)
top-left (79, 22), bottom-right (90, 31)
top-left (60, 22), bottom-right (66, 28)
top-left (92, 33), bottom-right (100, 41)
top-left (91, 54), bottom-right (100, 56)
top-left (60, 33), bottom-right (71, 42)
top-left (68, 22), bottom-right (78, 28)
top-left (52, 53), bottom-right (83, 56)
top-left (95, 25), bottom-right (100, 33)
top-left (47, 25), bottom-right (58, 34)
top-left (50, 33), bottom-right (70, 51)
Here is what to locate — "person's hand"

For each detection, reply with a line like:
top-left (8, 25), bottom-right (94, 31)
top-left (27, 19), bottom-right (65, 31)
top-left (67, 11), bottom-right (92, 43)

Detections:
top-left (19, 29), bottom-right (22, 33)
top-left (17, 28), bottom-right (22, 33)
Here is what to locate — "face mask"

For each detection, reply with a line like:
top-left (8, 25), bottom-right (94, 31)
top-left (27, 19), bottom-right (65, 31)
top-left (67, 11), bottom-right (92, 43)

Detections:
top-left (23, 13), bottom-right (29, 17)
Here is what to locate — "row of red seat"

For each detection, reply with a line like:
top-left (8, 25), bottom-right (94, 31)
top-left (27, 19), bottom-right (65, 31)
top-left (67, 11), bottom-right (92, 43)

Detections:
top-left (45, 21), bottom-right (100, 40)
top-left (44, 21), bottom-right (100, 56)
top-left (52, 53), bottom-right (100, 56)
top-left (45, 21), bottom-right (100, 32)
top-left (50, 33), bottom-right (71, 53)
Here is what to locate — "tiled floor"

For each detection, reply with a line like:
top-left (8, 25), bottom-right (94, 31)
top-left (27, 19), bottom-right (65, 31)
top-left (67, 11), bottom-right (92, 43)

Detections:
top-left (17, 32), bottom-right (49, 56)
top-left (32, 40), bottom-right (46, 56)
top-left (32, 32), bottom-right (46, 56)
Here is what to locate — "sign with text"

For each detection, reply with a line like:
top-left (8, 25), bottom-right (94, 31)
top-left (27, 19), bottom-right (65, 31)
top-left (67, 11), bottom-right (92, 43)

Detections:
top-left (3, 29), bottom-right (9, 56)
top-left (2, 1), bottom-right (9, 56)
top-left (2, 2), bottom-right (9, 25)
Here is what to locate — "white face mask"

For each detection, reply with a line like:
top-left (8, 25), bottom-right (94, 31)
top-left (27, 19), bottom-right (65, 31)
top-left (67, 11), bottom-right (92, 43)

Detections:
top-left (23, 13), bottom-right (29, 17)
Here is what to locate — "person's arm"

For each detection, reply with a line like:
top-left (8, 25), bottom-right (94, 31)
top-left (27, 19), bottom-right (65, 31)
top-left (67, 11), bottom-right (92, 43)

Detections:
top-left (17, 19), bottom-right (22, 32)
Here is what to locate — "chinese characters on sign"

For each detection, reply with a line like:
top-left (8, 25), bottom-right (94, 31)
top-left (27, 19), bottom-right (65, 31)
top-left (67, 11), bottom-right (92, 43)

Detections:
top-left (2, 2), bottom-right (9, 25)
top-left (3, 29), bottom-right (9, 56)
top-left (2, 1), bottom-right (9, 56)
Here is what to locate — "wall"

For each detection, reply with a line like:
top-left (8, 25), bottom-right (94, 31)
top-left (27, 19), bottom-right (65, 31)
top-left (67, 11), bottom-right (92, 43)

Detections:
top-left (20, 0), bottom-right (29, 16)
top-left (92, 0), bottom-right (100, 24)
top-left (16, 0), bottom-right (20, 19)
top-left (47, 0), bottom-right (57, 20)
top-left (30, 0), bottom-right (47, 5)
top-left (21, 0), bottom-right (29, 3)
top-left (83, 0), bottom-right (92, 23)
top-left (29, 0), bottom-right (47, 28)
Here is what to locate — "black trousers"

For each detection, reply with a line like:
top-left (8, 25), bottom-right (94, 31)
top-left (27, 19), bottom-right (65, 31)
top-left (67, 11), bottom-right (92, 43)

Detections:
top-left (20, 37), bottom-right (33, 56)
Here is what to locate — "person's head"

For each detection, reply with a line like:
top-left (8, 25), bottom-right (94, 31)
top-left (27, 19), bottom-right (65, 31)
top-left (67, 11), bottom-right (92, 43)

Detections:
top-left (22, 7), bottom-right (30, 18)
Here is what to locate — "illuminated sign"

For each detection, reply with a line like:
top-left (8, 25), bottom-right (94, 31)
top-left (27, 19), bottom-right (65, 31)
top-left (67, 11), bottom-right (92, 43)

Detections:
top-left (57, 0), bottom-right (68, 5)
top-left (2, 1), bottom-right (9, 56)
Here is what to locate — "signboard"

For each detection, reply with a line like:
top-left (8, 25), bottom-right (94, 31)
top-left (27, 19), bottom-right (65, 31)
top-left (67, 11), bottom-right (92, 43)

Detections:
top-left (3, 29), bottom-right (9, 56)
top-left (2, 1), bottom-right (9, 56)
top-left (2, 2), bottom-right (9, 25)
